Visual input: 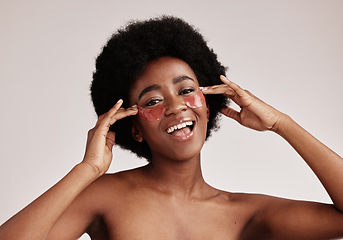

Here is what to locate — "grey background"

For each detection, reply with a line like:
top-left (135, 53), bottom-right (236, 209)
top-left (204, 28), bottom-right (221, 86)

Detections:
top-left (1, 1), bottom-right (342, 238)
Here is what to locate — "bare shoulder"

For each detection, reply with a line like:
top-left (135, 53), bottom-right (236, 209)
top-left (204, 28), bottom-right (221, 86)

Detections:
top-left (86, 166), bottom-right (147, 199)
top-left (224, 192), bottom-right (343, 239)
top-left (65, 166), bottom-right (148, 220)
top-left (46, 168), bottom-right (146, 239)
top-left (82, 166), bottom-right (147, 238)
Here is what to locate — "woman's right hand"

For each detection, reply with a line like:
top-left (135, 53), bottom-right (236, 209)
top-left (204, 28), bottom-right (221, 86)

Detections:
top-left (82, 100), bottom-right (138, 178)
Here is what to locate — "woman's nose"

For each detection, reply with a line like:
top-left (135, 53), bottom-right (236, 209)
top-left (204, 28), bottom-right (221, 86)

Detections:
top-left (164, 95), bottom-right (187, 116)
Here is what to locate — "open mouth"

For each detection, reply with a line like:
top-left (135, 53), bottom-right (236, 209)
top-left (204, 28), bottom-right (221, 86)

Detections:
top-left (166, 121), bottom-right (194, 136)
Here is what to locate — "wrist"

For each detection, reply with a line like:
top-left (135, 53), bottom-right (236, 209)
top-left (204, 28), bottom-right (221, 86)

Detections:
top-left (74, 162), bottom-right (101, 181)
top-left (272, 113), bottom-right (293, 136)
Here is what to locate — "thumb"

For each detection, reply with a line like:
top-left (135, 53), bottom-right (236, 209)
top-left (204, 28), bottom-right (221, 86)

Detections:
top-left (220, 107), bottom-right (240, 123)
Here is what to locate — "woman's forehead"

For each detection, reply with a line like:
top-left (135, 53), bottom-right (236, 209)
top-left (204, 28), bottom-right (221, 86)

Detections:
top-left (130, 57), bottom-right (198, 92)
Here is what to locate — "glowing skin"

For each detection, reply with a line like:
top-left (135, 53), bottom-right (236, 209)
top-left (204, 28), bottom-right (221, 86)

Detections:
top-left (138, 89), bottom-right (205, 121)
top-left (130, 57), bottom-right (209, 162)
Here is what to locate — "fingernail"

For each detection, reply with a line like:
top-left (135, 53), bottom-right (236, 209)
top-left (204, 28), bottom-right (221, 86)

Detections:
top-left (117, 99), bottom-right (123, 103)
top-left (130, 105), bottom-right (138, 110)
top-left (221, 75), bottom-right (230, 81)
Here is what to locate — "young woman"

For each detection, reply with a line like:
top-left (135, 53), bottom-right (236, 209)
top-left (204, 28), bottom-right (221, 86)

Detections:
top-left (1, 16), bottom-right (342, 240)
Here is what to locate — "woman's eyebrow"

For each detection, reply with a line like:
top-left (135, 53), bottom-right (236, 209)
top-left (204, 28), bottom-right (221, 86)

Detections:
top-left (173, 75), bottom-right (194, 84)
top-left (138, 84), bottom-right (161, 100)
top-left (138, 76), bottom-right (194, 100)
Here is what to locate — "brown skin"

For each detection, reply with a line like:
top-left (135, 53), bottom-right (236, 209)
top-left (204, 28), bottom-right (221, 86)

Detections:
top-left (130, 57), bottom-right (209, 163)
top-left (1, 57), bottom-right (343, 240)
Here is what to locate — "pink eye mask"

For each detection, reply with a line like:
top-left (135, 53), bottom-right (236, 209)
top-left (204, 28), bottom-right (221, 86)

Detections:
top-left (138, 89), bottom-right (206, 121)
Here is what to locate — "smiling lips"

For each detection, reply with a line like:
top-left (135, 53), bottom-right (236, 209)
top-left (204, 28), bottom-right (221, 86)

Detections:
top-left (166, 121), bottom-right (193, 134)
top-left (137, 89), bottom-right (204, 140)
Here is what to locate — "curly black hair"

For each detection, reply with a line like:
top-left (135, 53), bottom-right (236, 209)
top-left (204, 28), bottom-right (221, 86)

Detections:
top-left (91, 16), bottom-right (228, 161)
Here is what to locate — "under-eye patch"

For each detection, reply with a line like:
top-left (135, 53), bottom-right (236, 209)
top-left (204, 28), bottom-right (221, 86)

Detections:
top-left (184, 89), bottom-right (206, 108)
top-left (138, 105), bottom-right (166, 121)
top-left (138, 89), bottom-right (206, 121)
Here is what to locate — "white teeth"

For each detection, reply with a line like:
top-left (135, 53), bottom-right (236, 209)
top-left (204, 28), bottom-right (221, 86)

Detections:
top-left (167, 121), bottom-right (193, 134)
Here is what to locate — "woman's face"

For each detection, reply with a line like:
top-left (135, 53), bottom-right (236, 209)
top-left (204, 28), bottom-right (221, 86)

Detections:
top-left (129, 57), bottom-right (209, 162)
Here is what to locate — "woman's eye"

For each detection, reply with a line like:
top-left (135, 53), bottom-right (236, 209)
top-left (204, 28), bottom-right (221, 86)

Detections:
top-left (180, 88), bottom-right (194, 95)
top-left (146, 99), bottom-right (162, 107)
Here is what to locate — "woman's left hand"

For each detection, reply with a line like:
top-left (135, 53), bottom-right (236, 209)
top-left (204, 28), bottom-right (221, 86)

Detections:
top-left (201, 75), bottom-right (285, 132)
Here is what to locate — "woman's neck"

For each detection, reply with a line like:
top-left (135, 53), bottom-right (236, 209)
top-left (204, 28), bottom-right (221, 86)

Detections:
top-left (143, 153), bottom-right (211, 198)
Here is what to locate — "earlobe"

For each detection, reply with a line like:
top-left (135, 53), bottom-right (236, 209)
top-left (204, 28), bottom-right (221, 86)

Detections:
top-left (131, 122), bottom-right (143, 142)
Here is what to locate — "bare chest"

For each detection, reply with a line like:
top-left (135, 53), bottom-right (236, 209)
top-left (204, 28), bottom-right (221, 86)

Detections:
top-left (101, 196), bottom-right (253, 240)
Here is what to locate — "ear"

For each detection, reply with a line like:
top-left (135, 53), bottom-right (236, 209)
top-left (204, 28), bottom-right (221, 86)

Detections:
top-left (206, 102), bottom-right (210, 122)
top-left (131, 121), bottom-right (143, 142)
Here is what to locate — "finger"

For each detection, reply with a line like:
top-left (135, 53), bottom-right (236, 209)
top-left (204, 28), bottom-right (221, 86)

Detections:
top-left (220, 75), bottom-right (246, 97)
top-left (92, 100), bottom-right (124, 138)
top-left (96, 114), bottom-right (106, 126)
top-left (109, 105), bottom-right (138, 125)
top-left (201, 84), bottom-right (227, 90)
top-left (95, 99), bottom-right (123, 127)
top-left (220, 107), bottom-right (241, 123)
top-left (200, 84), bottom-right (235, 97)
top-left (98, 105), bottom-right (137, 132)
top-left (201, 84), bottom-right (228, 92)
top-left (107, 99), bottom-right (124, 118)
